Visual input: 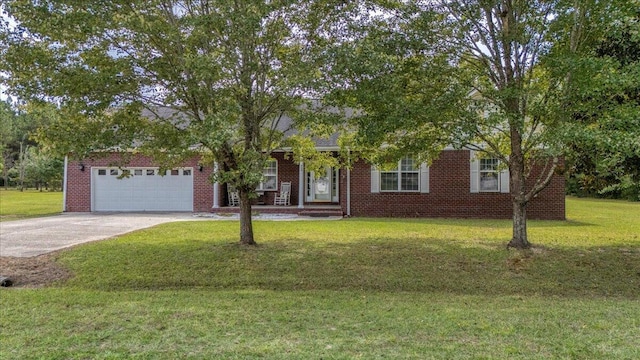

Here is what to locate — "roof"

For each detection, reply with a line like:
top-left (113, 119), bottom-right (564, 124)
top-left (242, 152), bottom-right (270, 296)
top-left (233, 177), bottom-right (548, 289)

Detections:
top-left (141, 104), bottom-right (348, 149)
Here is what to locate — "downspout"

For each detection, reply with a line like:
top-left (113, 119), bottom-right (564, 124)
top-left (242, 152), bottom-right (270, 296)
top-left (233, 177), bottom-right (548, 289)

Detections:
top-left (62, 155), bottom-right (68, 212)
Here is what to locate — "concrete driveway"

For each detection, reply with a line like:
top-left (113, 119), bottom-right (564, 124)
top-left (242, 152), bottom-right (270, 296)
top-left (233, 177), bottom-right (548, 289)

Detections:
top-left (0, 213), bottom-right (204, 257)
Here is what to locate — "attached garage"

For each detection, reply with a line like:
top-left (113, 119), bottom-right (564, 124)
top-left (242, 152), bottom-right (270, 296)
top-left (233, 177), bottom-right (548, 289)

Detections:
top-left (92, 167), bottom-right (194, 211)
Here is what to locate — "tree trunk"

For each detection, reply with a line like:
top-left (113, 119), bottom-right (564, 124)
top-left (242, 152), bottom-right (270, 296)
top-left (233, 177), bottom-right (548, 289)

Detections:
top-left (507, 122), bottom-right (531, 249)
top-left (238, 190), bottom-right (256, 245)
top-left (508, 199), bottom-right (530, 249)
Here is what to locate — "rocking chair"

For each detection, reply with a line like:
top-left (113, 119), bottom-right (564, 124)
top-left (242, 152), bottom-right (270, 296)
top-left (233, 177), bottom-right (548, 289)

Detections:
top-left (273, 182), bottom-right (291, 206)
top-left (227, 186), bottom-right (240, 206)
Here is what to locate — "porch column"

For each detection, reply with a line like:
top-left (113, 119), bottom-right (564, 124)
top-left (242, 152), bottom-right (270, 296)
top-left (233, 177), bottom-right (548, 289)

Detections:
top-left (212, 162), bottom-right (219, 209)
top-left (298, 161), bottom-right (304, 209)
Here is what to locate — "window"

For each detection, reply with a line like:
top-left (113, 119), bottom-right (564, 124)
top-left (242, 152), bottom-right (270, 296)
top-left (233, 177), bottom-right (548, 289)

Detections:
top-left (381, 156), bottom-right (419, 192)
top-left (98, 169), bottom-right (106, 176)
top-left (146, 169), bottom-right (155, 176)
top-left (470, 152), bottom-right (508, 193)
top-left (110, 169), bottom-right (119, 176)
top-left (183, 169), bottom-right (191, 176)
top-left (257, 160), bottom-right (277, 191)
top-left (134, 169), bottom-right (143, 176)
top-left (479, 158), bottom-right (500, 192)
top-left (171, 169), bottom-right (179, 176)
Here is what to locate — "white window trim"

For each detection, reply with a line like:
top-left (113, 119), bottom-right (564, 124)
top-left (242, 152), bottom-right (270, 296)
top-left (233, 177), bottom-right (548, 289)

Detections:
top-left (479, 158), bottom-right (500, 193)
top-left (257, 159), bottom-right (278, 191)
top-left (372, 156), bottom-right (429, 193)
top-left (470, 151), bottom-right (509, 193)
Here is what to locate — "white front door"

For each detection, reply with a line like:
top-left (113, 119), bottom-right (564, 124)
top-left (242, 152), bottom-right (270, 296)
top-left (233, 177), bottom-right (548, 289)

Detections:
top-left (306, 166), bottom-right (338, 202)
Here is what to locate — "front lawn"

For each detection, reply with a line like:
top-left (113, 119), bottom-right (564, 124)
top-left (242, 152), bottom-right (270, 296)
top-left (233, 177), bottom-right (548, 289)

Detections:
top-left (0, 189), bottom-right (63, 221)
top-left (1, 197), bottom-right (639, 359)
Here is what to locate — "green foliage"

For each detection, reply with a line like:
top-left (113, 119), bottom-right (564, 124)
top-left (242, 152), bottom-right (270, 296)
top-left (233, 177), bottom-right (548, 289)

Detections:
top-left (1, 103), bottom-right (64, 190)
top-left (1, 198), bottom-right (639, 358)
top-left (562, 6), bottom-right (640, 201)
top-left (21, 147), bottom-right (64, 190)
top-left (1, 0), bottom-right (340, 242)
top-left (321, 0), bottom-right (639, 247)
top-left (322, 5), bottom-right (465, 164)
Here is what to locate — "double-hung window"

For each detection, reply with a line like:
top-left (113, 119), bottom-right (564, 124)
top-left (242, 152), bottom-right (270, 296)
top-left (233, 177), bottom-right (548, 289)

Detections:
top-left (479, 158), bottom-right (500, 192)
top-left (380, 156), bottom-right (420, 192)
top-left (470, 152), bottom-right (509, 193)
top-left (257, 160), bottom-right (277, 191)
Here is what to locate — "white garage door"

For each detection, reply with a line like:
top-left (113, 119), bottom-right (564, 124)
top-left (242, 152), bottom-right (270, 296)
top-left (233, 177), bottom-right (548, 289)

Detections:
top-left (93, 168), bottom-right (193, 211)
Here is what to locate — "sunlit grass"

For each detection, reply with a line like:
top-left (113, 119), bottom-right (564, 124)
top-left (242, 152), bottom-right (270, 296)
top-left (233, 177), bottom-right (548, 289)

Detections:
top-left (0, 189), bottom-right (63, 221)
top-left (1, 197), bottom-right (639, 359)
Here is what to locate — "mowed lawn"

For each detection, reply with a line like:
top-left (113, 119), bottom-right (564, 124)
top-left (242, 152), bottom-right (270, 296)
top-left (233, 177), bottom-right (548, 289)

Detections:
top-left (0, 189), bottom-right (63, 221)
top-left (1, 198), bottom-right (639, 359)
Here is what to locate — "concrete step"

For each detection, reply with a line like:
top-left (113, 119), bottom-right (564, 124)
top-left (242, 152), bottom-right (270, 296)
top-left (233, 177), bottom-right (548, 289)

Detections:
top-left (298, 209), bottom-right (344, 217)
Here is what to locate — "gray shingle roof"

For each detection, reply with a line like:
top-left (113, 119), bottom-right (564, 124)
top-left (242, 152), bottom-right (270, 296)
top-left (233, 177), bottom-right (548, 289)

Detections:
top-left (142, 105), bottom-right (345, 148)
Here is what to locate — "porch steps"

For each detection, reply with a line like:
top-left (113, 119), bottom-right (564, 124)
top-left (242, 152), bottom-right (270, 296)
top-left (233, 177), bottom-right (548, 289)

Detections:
top-left (215, 205), bottom-right (343, 217)
top-left (298, 209), bottom-right (344, 217)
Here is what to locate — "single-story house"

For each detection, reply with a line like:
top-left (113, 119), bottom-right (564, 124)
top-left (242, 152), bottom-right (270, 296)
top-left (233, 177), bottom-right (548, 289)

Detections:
top-left (63, 139), bottom-right (565, 220)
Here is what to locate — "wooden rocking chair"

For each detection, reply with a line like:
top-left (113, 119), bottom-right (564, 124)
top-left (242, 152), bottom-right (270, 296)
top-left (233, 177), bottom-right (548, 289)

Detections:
top-left (227, 186), bottom-right (240, 206)
top-left (273, 182), bottom-right (291, 206)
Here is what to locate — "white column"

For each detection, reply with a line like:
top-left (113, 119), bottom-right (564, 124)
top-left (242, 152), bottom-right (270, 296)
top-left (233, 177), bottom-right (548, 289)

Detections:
top-left (298, 161), bottom-right (304, 209)
top-left (212, 162), bottom-right (220, 208)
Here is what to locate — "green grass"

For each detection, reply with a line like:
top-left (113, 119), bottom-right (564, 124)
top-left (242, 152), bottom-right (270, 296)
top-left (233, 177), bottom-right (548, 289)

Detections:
top-left (0, 189), bottom-right (63, 221)
top-left (1, 197), bottom-right (639, 359)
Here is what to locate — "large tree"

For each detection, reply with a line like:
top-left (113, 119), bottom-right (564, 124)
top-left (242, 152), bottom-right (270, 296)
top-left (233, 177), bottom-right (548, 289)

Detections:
top-left (1, 0), bottom-right (332, 244)
top-left (564, 8), bottom-right (640, 201)
top-left (325, 0), bottom-right (638, 248)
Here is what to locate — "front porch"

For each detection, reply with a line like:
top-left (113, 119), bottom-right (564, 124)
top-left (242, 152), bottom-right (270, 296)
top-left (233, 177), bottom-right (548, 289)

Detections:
top-left (213, 204), bottom-right (344, 217)
top-left (210, 153), bottom-right (347, 216)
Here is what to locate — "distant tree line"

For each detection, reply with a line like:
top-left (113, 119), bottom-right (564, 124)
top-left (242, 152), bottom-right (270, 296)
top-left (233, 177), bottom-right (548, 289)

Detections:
top-left (565, 9), bottom-right (640, 201)
top-left (0, 100), bottom-right (63, 191)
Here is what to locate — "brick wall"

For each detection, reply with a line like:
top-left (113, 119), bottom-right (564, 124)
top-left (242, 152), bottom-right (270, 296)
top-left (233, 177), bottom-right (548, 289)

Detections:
top-left (347, 150), bottom-right (565, 220)
top-left (66, 153), bottom-right (213, 212)
top-left (66, 150), bottom-right (565, 220)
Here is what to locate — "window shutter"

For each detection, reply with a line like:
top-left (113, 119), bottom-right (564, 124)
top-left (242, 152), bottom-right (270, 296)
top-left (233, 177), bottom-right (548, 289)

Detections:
top-left (470, 151), bottom-right (479, 193)
top-left (371, 166), bottom-right (380, 193)
top-left (500, 169), bottom-right (510, 193)
top-left (420, 164), bottom-right (429, 193)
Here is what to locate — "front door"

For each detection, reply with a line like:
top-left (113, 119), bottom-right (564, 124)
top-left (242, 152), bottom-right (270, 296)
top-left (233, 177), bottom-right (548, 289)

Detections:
top-left (306, 166), bottom-right (338, 202)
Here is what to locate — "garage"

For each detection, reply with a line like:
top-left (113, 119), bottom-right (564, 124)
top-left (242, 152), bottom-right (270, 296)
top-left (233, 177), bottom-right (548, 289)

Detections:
top-left (92, 167), bottom-right (194, 211)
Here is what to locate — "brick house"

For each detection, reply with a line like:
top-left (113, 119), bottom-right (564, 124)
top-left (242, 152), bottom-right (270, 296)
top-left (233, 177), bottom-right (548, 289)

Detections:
top-left (63, 146), bottom-right (565, 220)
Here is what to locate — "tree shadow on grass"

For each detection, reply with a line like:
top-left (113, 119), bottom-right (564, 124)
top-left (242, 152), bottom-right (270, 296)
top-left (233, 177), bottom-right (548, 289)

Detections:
top-left (59, 236), bottom-right (640, 299)
top-left (347, 217), bottom-right (597, 229)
